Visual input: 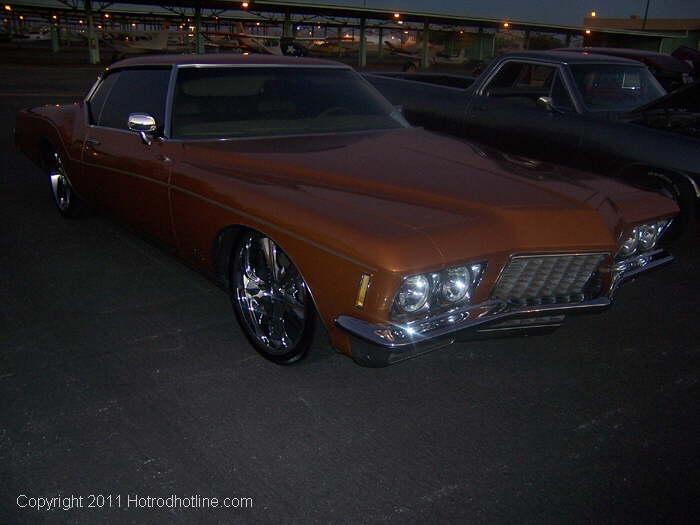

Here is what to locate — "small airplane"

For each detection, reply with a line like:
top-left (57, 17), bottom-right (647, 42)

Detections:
top-left (103, 28), bottom-right (169, 57)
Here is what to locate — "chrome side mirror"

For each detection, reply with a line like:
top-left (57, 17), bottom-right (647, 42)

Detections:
top-left (127, 113), bottom-right (157, 145)
top-left (536, 96), bottom-right (556, 112)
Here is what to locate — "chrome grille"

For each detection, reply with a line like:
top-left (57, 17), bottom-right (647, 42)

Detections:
top-left (492, 253), bottom-right (607, 306)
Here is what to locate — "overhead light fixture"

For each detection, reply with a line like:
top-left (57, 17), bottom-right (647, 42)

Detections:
top-left (393, 13), bottom-right (400, 19)
top-left (242, 1), bottom-right (249, 7)
top-left (585, 29), bottom-right (592, 34)
top-left (502, 22), bottom-right (510, 28)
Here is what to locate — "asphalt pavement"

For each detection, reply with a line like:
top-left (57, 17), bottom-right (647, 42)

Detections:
top-left (1, 54), bottom-right (699, 525)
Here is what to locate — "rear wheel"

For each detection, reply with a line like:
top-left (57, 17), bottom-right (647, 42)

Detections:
top-left (230, 230), bottom-right (315, 365)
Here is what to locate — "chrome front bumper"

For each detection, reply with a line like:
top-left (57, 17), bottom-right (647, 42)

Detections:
top-left (336, 249), bottom-right (673, 367)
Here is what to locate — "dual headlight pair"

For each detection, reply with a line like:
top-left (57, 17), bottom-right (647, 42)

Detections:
top-left (393, 263), bottom-right (485, 317)
top-left (617, 219), bottom-right (672, 259)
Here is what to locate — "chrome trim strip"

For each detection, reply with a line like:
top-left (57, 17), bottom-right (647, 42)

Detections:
top-left (175, 63), bottom-right (352, 69)
top-left (609, 249), bottom-right (673, 298)
top-left (165, 127), bottom-right (400, 143)
top-left (168, 185), bottom-right (378, 273)
top-left (164, 65), bottom-right (177, 139)
top-left (337, 248), bottom-right (673, 350)
top-left (336, 297), bottom-right (611, 349)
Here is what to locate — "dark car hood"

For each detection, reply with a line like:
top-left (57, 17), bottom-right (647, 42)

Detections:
top-left (631, 81), bottom-right (700, 113)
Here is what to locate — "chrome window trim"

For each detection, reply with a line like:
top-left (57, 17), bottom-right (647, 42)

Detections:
top-left (163, 65), bottom-right (177, 139)
top-left (167, 64), bottom-right (405, 141)
top-left (476, 58), bottom-right (560, 97)
top-left (163, 127), bottom-right (403, 143)
top-left (175, 63), bottom-right (352, 69)
top-left (84, 66), bottom-right (172, 133)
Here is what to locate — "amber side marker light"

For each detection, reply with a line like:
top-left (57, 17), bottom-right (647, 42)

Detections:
top-left (355, 274), bottom-right (372, 309)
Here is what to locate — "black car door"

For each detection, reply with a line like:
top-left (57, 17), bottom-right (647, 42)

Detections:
top-left (464, 61), bottom-right (584, 167)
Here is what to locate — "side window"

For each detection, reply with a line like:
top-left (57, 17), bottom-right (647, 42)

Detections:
top-left (87, 72), bottom-right (119, 125)
top-left (550, 72), bottom-right (576, 112)
top-left (97, 68), bottom-right (171, 131)
top-left (486, 62), bottom-right (555, 91)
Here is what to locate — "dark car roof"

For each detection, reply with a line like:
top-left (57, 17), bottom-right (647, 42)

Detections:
top-left (502, 50), bottom-right (643, 66)
top-left (108, 53), bottom-right (350, 70)
top-left (554, 47), bottom-right (692, 73)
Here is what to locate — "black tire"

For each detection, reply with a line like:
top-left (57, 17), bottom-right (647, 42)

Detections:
top-left (230, 230), bottom-right (315, 365)
top-left (656, 174), bottom-right (696, 243)
top-left (46, 149), bottom-right (84, 219)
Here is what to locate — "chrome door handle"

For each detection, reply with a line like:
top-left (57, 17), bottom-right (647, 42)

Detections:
top-left (85, 137), bottom-right (100, 146)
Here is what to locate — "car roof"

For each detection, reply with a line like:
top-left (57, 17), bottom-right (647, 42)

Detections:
top-left (501, 50), bottom-right (643, 66)
top-left (553, 47), bottom-right (692, 73)
top-left (108, 53), bottom-right (350, 70)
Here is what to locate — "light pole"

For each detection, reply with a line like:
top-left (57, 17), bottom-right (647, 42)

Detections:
top-left (642, 0), bottom-right (650, 30)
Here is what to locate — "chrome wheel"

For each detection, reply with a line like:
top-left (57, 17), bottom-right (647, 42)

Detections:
top-left (49, 152), bottom-right (72, 212)
top-left (231, 231), bottom-right (314, 363)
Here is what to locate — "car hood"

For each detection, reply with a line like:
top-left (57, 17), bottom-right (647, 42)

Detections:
top-left (631, 81), bottom-right (700, 113)
top-left (180, 128), bottom-right (676, 269)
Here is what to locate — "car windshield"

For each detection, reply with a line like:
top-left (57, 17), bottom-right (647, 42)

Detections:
top-left (569, 64), bottom-right (666, 112)
top-left (171, 66), bottom-right (408, 139)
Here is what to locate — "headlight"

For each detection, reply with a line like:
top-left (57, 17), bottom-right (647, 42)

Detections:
top-left (617, 219), bottom-right (672, 259)
top-left (638, 223), bottom-right (657, 250)
top-left (393, 263), bottom-right (485, 316)
top-left (441, 266), bottom-right (471, 303)
top-left (395, 274), bottom-right (430, 313)
top-left (619, 227), bottom-right (639, 257)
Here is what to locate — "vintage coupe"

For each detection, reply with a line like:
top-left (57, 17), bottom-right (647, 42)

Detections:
top-left (15, 54), bottom-right (678, 367)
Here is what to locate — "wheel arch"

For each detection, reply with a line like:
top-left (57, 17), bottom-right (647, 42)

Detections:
top-left (210, 221), bottom-right (359, 355)
top-left (211, 223), bottom-right (325, 323)
top-left (617, 162), bottom-right (700, 200)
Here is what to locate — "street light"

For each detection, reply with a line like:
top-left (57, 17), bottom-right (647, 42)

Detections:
top-left (590, 11), bottom-right (597, 17)
top-left (3, 5), bottom-right (11, 11)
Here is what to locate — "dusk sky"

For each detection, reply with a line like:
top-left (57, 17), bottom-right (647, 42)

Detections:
top-left (286, 1), bottom-right (700, 26)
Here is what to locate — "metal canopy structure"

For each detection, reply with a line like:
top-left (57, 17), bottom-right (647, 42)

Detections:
top-left (3, 0), bottom-right (683, 66)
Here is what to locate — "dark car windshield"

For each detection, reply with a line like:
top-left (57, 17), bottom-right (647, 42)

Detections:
top-left (171, 66), bottom-right (408, 139)
top-left (569, 64), bottom-right (666, 112)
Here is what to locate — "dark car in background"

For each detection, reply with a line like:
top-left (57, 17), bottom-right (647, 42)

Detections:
top-left (365, 50), bottom-right (700, 235)
top-left (554, 47), bottom-right (694, 91)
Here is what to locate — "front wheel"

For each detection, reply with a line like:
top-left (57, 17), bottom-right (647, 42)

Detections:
top-left (47, 150), bottom-right (84, 219)
top-left (230, 230), bottom-right (315, 365)
top-left (656, 174), bottom-right (696, 242)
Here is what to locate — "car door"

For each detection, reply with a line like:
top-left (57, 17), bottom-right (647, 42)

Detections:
top-left (81, 66), bottom-right (177, 245)
top-left (465, 60), bottom-right (584, 167)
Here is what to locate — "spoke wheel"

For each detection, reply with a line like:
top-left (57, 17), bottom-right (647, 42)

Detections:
top-left (231, 231), bottom-right (315, 364)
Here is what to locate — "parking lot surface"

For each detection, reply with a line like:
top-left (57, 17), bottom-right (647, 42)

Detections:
top-left (1, 58), bottom-right (699, 524)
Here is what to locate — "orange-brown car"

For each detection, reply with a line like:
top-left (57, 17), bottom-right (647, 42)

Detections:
top-left (14, 54), bottom-right (678, 367)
